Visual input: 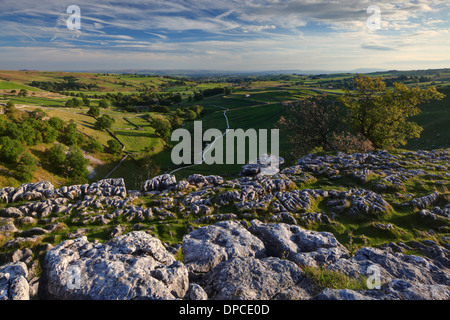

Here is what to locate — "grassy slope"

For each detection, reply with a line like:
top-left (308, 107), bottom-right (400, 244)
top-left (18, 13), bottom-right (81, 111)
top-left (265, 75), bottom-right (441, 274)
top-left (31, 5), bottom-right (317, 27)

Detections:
top-left (0, 69), bottom-right (449, 187)
top-left (405, 87), bottom-right (450, 150)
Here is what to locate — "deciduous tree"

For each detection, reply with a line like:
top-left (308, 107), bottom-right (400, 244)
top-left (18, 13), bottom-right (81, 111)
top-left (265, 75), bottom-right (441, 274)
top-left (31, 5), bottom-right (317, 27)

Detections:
top-left (339, 75), bottom-right (445, 149)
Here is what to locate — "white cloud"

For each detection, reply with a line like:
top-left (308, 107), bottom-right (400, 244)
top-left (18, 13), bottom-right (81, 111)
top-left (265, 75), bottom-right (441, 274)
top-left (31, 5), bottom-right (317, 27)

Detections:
top-left (0, 0), bottom-right (448, 70)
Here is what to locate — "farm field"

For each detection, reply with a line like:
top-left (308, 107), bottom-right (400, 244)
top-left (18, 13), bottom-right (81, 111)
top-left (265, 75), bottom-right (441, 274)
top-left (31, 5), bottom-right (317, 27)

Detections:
top-left (0, 68), bottom-right (448, 188)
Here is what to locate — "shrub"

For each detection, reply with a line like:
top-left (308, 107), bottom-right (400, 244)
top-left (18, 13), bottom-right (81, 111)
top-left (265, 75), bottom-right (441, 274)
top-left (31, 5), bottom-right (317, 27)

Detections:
top-left (94, 115), bottom-right (115, 131)
top-left (0, 136), bottom-right (24, 163)
top-left (87, 106), bottom-right (100, 117)
top-left (107, 139), bottom-right (122, 155)
top-left (47, 144), bottom-right (66, 174)
top-left (66, 146), bottom-right (89, 179)
top-left (15, 164), bottom-right (35, 182)
top-left (330, 131), bottom-right (374, 154)
top-left (85, 138), bottom-right (104, 153)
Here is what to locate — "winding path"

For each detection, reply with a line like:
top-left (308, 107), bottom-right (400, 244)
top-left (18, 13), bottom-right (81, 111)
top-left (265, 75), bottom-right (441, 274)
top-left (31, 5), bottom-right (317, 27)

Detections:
top-left (169, 105), bottom-right (230, 175)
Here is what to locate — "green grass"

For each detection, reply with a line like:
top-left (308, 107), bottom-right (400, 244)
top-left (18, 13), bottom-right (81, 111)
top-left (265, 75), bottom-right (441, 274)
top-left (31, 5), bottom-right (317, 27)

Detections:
top-left (303, 266), bottom-right (368, 292)
top-left (406, 87), bottom-right (450, 150)
top-left (0, 80), bottom-right (41, 92)
top-left (7, 96), bottom-right (68, 107)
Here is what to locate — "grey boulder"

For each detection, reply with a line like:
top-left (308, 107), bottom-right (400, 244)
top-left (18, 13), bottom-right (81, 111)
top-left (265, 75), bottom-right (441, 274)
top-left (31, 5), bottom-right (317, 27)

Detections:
top-left (0, 262), bottom-right (29, 300)
top-left (41, 231), bottom-right (188, 300)
top-left (203, 256), bottom-right (315, 300)
top-left (249, 220), bottom-right (348, 267)
top-left (182, 220), bottom-right (266, 273)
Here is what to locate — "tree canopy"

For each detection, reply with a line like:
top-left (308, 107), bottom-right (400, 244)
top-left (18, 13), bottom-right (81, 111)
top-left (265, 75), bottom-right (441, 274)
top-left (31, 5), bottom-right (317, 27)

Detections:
top-left (339, 75), bottom-right (445, 149)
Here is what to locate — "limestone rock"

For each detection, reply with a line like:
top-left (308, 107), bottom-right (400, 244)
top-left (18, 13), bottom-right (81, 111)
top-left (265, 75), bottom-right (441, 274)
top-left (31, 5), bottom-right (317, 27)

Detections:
top-left (142, 174), bottom-right (177, 192)
top-left (1, 207), bottom-right (23, 218)
top-left (0, 262), bottom-right (29, 300)
top-left (328, 246), bottom-right (450, 286)
top-left (203, 257), bottom-right (314, 300)
top-left (249, 220), bottom-right (348, 268)
top-left (41, 231), bottom-right (189, 300)
top-left (182, 220), bottom-right (266, 273)
top-left (411, 192), bottom-right (440, 209)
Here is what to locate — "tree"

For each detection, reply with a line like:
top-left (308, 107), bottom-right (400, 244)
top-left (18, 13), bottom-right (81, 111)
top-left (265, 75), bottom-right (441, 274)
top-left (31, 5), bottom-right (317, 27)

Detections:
top-left (6, 101), bottom-right (15, 109)
top-left (107, 139), bottom-right (122, 155)
top-left (20, 153), bottom-right (38, 166)
top-left (5, 101), bottom-right (18, 119)
top-left (41, 124), bottom-right (59, 143)
top-left (20, 122), bottom-right (42, 146)
top-left (65, 98), bottom-right (81, 108)
top-left (94, 115), bottom-right (115, 131)
top-left (30, 108), bottom-right (47, 120)
top-left (190, 105), bottom-right (203, 115)
top-left (87, 106), bottom-right (100, 117)
top-left (15, 153), bottom-right (38, 182)
top-left (66, 146), bottom-right (89, 179)
top-left (15, 164), bottom-right (35, 182)
top-left (62, 122), bottom-right (79, 146)
top-left (0, 136), bottom-right (25, 163)
top-left (85, 137), bottom-right (104, 153)
top-left (193, 91), bottom-right (204, 101)
top-left (151, 119), bottom-right (171, 144)
top-left (72, 98), bottom-right (82, 108)
top-left (83, 97), bottom-right (90, 107)
top-left (98, 99), bottom-right (109, 109)
top-left (339, 75), bottom-right (445, 149)
top-left (48, 117), bottom-right (65, 131)
top-left (170, 114), bottom-right (183, 129)
top-left (65, 99), bottom-right (75, 108)
top-left (277, 95), bottom-right (345, 157)
top-left (47, 144), bottom-right (66, 174)
top-left (185, 110), bottom-right (197, 121)
top-left (18, 89), bottom-right (28, 97)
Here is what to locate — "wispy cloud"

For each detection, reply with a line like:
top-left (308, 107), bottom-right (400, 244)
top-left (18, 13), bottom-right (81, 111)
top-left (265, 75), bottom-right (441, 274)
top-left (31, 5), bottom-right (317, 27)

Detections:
top-left (0, 0), bottom-right (448, 70)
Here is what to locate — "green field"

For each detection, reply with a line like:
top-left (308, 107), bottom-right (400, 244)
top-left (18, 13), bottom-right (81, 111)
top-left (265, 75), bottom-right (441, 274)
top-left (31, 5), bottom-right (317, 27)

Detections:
top-left (0, 68), bottom-right (448, 188)
top-left (406, 87), bottom-right (450, 150)
top-left (0, 80), bottom-right (41, 92)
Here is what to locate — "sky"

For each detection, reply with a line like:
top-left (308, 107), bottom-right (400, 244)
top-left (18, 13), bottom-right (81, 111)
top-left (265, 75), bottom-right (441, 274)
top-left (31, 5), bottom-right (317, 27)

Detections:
top-left (0, 0), bottom-right (449, 72)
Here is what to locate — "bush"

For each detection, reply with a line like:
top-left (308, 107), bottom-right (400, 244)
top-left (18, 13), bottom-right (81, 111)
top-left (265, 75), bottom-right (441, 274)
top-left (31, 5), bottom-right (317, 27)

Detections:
top-left (87, 106), bottom-right (100, 117)
top-left (15, 164), bottom-right (35, 182)
top-left (0, 136), bottom-right (24, 163)
top-left (47, 144), bottom-right (66, 174)
top-left (85, 138), bottom-right (104, 153)
top-left (330, 131), bottom-right (374, 154)
top-left (48, 117), bottom-right (65, 131)
top-left (94, 115), bottom-right (115, 131)
top-left (98, 99), bottom-right (109, 109)
top-left (107, 139), bottom-right (122, 155)
top-left (66, 146), bottom-right (89, 179)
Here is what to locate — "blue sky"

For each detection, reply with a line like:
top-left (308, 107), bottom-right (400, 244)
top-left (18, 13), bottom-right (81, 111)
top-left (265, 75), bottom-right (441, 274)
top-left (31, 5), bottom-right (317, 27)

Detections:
top-left (0, 0), bottom-right (449, 71)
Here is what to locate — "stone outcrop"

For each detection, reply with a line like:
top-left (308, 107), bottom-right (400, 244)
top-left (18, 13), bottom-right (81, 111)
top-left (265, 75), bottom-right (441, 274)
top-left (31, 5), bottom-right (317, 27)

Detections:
top-left (36, 220), bottom-right (450, 300)
top-left (182, 220), bottom-right (266, 273)
top-left (249, 220), bottom-right (349, 268)
top-left (0, 148), bottom-right (449, 300)
top-left (0, 262), bottom-right (29, 300)
top-left (41, 231), bottom-right (189, 300)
